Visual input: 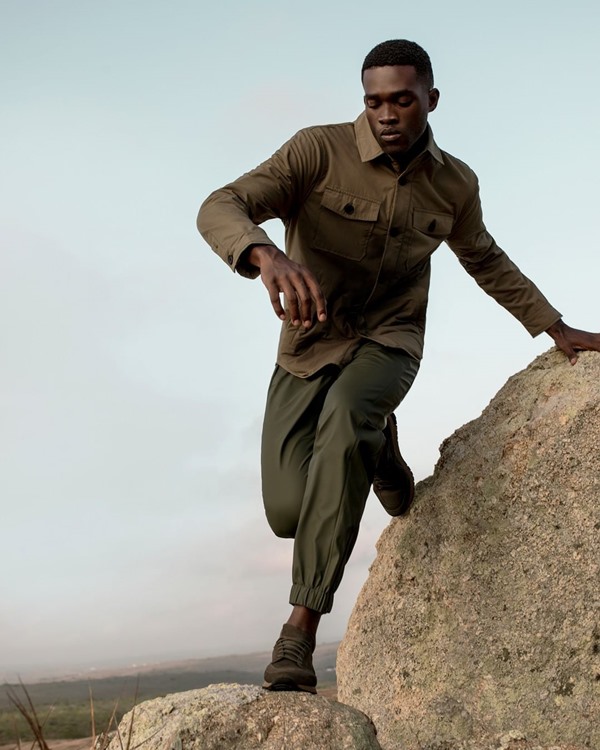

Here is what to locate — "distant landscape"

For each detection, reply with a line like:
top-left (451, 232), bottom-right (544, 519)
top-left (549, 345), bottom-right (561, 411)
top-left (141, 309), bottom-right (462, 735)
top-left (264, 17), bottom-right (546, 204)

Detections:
top-left (0, 643), bottom-right (339, 745)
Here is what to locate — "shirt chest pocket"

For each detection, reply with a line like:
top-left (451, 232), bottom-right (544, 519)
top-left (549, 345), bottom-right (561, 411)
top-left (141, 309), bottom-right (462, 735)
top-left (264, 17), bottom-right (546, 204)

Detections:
top-left (407, 209), bottom-right (455, 269)
top-left (312, 188), bottom-right (380, 261)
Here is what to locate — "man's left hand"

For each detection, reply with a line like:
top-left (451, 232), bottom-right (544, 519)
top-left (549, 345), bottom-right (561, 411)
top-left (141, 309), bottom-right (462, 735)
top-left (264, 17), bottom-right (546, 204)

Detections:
top-left (546, 320), bottom-right (600, 365)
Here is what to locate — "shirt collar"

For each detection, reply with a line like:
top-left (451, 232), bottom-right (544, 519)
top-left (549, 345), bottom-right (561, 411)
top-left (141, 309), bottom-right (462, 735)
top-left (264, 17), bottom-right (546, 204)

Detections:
top-left (354, 111), bottom-right (444, 165)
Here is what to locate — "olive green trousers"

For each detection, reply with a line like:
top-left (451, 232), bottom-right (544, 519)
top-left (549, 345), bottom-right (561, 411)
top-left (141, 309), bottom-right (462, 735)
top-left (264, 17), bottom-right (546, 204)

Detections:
top-left (261, 341), bottom-right (420, 614)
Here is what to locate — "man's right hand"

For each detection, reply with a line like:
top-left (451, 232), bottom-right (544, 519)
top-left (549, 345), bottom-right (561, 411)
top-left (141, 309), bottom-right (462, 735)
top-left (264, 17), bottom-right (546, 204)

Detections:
top-left (246, 244), bottom-right (327, 329)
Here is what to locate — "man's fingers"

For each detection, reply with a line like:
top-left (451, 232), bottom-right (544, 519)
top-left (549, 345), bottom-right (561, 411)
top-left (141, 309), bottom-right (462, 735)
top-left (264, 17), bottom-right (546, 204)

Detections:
top-left (263, 277), bottom-right (286, 320)
top-left (546, 321), bottom-right (600, 365)
top-left (563, 343), bottom-right (578, 366)
top-left (283, 269), bottom-right (320, 327)
top-left (304, 274), bottom-right (327, 322)
top-left (563, 328), bottom-right (600, 363)
top-left (556, 334), bottom-right (579, 365)
top-left (269, 291), bottom-right (286, 320)
top-left (567, 329), bottom-right (600, 362)
top-left (264, 274), bottom-right (304, 325)
top-left (280, 279), bottom-right (302, 325)
top-left (258, 253), bottom-right (327, 328)
top-left (293, 276), bottom-right (315, 327)
top-left (575, 330), bottom-right (600, 352)
top-left (289, 267), bottom-right (327, 326)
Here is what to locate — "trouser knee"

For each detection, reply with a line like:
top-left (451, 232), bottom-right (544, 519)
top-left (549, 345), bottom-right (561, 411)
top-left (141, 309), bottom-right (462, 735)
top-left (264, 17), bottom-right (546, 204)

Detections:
top-left (265, 510), bottom-right (297, 539)
top-left (262, 483), bottom-right (303, 539)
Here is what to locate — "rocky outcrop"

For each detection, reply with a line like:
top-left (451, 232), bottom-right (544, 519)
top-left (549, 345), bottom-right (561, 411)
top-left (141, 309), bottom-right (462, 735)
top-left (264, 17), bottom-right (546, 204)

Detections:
top-left (106, 682), bottom-right (382, 750)
top-left (338, 350), bottom-right (599, 750)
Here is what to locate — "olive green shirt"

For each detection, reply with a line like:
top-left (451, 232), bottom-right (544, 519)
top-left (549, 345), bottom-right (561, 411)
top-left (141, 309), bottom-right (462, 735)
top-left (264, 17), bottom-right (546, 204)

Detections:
top-left (198, 113), bottom-right (561, 377)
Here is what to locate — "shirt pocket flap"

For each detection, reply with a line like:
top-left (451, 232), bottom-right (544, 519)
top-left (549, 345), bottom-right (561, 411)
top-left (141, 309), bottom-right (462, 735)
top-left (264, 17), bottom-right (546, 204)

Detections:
top-left (413, 209), bottom-right (454, 237)
top-left (321, 188), bottom-right (380, 221)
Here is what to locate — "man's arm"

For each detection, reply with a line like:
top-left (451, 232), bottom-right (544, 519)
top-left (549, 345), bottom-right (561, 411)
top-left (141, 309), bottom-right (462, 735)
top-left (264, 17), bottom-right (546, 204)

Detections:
top-left (447, 175), bottom-right (600, 363)
top-left (197, 128), bottom-right (326, 328)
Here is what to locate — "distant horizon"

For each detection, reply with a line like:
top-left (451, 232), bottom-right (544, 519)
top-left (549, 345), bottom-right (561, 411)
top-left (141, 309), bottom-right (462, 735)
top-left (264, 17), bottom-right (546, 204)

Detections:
top-left (1, 639), bottom-right (342, 685)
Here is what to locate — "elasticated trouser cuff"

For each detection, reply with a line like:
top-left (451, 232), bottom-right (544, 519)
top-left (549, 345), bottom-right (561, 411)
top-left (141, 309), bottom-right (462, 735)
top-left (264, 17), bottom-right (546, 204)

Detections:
top-left (290, 583), bottom-right (334, 614)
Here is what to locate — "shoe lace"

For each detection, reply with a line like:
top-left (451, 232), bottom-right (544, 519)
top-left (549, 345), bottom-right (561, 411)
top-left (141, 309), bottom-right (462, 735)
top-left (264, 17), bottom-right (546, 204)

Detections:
top-left (272, 636), bottom-right (312, 665)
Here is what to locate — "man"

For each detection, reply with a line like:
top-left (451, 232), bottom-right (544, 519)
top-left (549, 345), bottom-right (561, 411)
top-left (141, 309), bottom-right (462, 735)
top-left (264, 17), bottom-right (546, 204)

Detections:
top-left (197, 40), bottom-right (600, 694)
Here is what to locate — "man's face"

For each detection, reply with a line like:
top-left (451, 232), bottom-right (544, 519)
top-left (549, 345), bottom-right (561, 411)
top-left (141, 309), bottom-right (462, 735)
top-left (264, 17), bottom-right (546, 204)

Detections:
top-left (362, 65), bottom-right (439, 157)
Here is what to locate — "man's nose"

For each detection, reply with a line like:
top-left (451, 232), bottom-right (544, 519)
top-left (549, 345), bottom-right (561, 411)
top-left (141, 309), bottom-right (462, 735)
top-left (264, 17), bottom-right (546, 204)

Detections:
top-left (378, 104), bottom-right (398, 123)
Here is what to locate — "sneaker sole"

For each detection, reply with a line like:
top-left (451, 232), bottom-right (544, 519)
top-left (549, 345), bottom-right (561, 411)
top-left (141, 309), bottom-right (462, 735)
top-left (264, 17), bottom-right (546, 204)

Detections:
top-left (262, 679), bottom-right (317, 694)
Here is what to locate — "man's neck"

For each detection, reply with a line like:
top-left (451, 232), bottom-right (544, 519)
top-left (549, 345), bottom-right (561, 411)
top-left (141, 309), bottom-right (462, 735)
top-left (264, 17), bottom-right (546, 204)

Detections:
top-left (392, 128), bottom-right (429, 172)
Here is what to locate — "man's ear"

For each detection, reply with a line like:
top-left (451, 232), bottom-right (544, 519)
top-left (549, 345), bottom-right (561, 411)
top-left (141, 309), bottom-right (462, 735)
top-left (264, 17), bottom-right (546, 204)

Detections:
top-left (428, 88), bottom-right (440, 113)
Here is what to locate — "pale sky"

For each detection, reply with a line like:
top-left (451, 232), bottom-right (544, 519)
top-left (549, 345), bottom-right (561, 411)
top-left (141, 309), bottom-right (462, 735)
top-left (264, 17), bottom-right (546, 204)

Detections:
top-left (2, 0), bottom-right (599, 679)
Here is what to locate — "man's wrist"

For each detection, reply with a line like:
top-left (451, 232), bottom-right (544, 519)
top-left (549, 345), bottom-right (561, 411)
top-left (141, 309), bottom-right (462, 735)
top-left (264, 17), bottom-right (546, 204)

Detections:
top-left (545, 319), bottom-right (565, 340)
top-left (246, 244), bottom-right (281, 269)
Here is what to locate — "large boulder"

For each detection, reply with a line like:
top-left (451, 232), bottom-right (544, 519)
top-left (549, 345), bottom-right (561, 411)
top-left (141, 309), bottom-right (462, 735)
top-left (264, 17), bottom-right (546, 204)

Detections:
top-left (338, 350), bottom-right (599, 750)
top-left (106, 682), bottom-right (382, 750)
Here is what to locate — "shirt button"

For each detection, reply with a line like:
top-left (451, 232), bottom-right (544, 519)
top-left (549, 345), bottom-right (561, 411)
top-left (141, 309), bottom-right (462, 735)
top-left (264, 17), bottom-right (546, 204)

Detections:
top-left (389, 227), bottom-right (400, 237)
top-left (227, 254), bottom-right (234, 265)
top-left (343, 203), bottom-right (355, 214)
top-left (398, 176), bottom-right (408, 186)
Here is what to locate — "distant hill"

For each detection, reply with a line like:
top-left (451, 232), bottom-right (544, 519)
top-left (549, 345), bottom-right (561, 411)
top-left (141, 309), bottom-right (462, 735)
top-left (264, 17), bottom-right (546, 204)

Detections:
top-left (0, 642), bottom-right (339, 742)
top-left (1, 641), bottom-right (338, 707)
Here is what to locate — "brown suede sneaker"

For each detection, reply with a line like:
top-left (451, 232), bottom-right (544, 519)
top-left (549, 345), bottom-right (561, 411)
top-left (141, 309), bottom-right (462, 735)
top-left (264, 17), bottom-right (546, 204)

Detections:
top-left (263, 623), bottom-right (317, 694)
top-left (372, 412), bottom-right (415, 516)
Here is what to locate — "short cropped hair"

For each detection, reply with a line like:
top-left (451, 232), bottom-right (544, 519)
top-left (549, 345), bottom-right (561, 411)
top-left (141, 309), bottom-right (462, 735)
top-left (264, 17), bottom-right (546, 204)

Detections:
top-left (362, 39), bottom-right (434, 89)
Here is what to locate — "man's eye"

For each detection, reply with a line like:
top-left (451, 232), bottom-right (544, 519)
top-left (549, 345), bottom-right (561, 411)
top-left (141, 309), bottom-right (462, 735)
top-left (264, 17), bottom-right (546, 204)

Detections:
top-left (366, 100), bottom-right (379, 108)
top-left (398, 98), bottom-right (413, 107)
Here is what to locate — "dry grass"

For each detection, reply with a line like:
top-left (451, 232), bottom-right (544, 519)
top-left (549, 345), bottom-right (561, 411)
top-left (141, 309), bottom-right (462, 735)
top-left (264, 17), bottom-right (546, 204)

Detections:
top-left (4, 681), bottom-right (141, 750)
top-left (0, 739), bottom-right (92, 750)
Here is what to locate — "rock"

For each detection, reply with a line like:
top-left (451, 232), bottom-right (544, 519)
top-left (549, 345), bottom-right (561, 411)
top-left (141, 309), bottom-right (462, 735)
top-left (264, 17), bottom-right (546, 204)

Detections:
top-left (106, 682), bottom-right (382, 750)
top-left (337, 349), bottom-right (600, 750)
